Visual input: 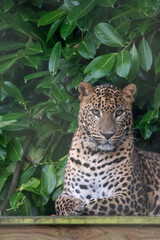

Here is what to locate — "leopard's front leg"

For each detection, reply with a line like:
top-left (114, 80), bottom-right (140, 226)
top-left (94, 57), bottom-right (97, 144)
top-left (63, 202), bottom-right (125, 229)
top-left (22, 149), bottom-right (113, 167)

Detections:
top-left (84, 195), bottom-right (148, 216)
top-left (55, 194), bottom-right (85, 216)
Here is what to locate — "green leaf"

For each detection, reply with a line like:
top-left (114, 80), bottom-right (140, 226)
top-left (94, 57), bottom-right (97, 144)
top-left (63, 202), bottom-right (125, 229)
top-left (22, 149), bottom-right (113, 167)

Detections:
top-left (1, 0), bottom-right (15, 12)
top-left (0, 41), bottom-right (25, 52)
top-left (0, 174), bottom-right (8, 192)
top-left (67, 0), bottom-right (96, 21)
top-left (98, 0), bottom-right (117, 7)
top-left (154, 0), bottom-right (160, 16)
top-left (60, 20), bottom-right (76, 40)
top-left (125, 4), bottom-right (146, 19)
top-left (49, 42), bottom-right (61, 75)
top-left (128, 43), bottom-right (140, 81)
top-left (28, 147), bottom-right (44, 165)
top-left (0, 112), bottom-right (26, 121)
top-left (0, 86), bottom-right (7, 102)
top-left (94, 23), bottom-right (124, 47)
top-left (26, 41), bottom-right (43, 55)
top-left (56, 167), bottom-right (66, 188)
top-left (78, 41), bottom-right (93, 59)
top-left (0, 81), bottom-right (25, 105)
top-left (51, 82), bottom-right (69, 101)
top-left (138, 37), bottom-right (153, 72)
top-left (62, 47), bottom-right (77, 60)
top-left (32, 193), bottom-right (49, 207)
top-left (2, 11), bottom-right (44, 42)
top-left (115, 50), bottom-right (131, 79)
top-left (68, 119), bottom-right (78, 133)
top-left (0, 112), bottom-right (27, 129)
top-left (8, 138), bottom-right (24, 162)
top-left (47, 107), bottom-right (74, 121)
top-left (138, 0), bottom-right (157, 11)
top-left (32, 101), bottom-right (55, 117)
top-left (0, 134), bottom-right (11, 147)
top-left (10, 192), bottom-right (24, 211)
top-left (0, 22), bottom-right (9, 31)
top-left (31, 0), bottom-right (44, 8)
top-left (129, 31), bottom-right (141, 41)
top-left (72, 72), bottom-right (83, 89)
top-left (153, 83), bottom-right (160, 109)
top-left (84, 53), bottom-right (115, 78)
top-left (0, 120), bottom-right (17, 129)
top-left (36, 75), bottom-right (52, 90)
top-left (22, 55), bottom-right (41, 69)
top-left (0, 58), bottom-right (18, 75)
top-left (41, 163), bottom-right (57, 196)
top-left (135, 110), bottom-right (159, 139)
top-left (113, 15), bottom-right (131, 35)
top-left (0, 53), bottom-right (16, 62)
top-left (64, 0), bottom-right (79, 10)
top-left (56, 155), bottom-right (68, 170)
top-left (20, 177), bottom-right (40, 192)
top-left (16, 49), bottom-right (25, 58)
top-left (78, 34), bottom-right (96, 59)
top-left (46, 19), bottom-right (63, 43)
top-left (154, 53), bottom-right (160, 74)
top-left (7, 162), bottom-right (16, 174)
top-left (20, 197), bottom-right (31, 216)
top-left (38, 9), bottom-right (67, 26)
top-left (76, 14), bottom-right (90, 31)
top-left (2, 119), bottom-right (29, 131)
top-left (24, 71), bottom-right (49, 83)
top-left (52, 186), bottom-right (63, 201)
top-left (19, 6), bottom-right (37, 22)
top-left (0, 145), bottom-right (7, 161)
top-left (137, 19), bottom-right (151, 36)
top-left (19, 166), bottom-right (37, 186)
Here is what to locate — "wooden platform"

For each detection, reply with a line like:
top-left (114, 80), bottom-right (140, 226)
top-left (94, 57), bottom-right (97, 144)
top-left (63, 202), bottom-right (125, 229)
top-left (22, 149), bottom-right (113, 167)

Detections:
top-left (0, 216), bottom-right (160, 240)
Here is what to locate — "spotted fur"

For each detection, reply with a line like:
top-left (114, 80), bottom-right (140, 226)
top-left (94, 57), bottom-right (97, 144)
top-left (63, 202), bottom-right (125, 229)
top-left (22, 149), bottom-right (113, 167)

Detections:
top-left (55, 82), bottom-right (160, 216)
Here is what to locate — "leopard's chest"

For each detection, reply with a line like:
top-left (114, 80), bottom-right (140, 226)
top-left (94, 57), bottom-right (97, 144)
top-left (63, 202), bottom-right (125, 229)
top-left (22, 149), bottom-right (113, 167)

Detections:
top-left (65, 155), bottom-right (127, 200)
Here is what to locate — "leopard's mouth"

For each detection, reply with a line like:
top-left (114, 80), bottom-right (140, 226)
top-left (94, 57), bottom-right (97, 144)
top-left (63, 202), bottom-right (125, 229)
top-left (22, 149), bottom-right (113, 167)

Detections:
top-left (97, 142), bottom-right (116, 151)
top-left (91, 137), bottom-right (116, 152)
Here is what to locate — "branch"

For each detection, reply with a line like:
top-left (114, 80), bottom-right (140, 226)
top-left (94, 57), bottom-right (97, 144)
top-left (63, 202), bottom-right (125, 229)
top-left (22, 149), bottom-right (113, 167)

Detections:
top-left (0, 131), bottom-right (35, 215)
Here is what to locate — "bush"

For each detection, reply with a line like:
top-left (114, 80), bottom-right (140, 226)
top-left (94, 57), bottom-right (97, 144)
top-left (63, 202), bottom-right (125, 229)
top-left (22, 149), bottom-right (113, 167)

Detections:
top-left (0, 0), bottom-right (160, 216)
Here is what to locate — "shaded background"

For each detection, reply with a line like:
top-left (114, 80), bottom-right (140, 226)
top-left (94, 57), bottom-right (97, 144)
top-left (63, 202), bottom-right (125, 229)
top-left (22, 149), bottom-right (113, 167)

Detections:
top-left (0, 0), bottom-right (160, 216)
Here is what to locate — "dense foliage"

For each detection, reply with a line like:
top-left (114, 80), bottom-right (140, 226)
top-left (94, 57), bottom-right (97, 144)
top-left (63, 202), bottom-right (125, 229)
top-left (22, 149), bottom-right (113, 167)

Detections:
top-left (0, 0), bottom-right (160, 216)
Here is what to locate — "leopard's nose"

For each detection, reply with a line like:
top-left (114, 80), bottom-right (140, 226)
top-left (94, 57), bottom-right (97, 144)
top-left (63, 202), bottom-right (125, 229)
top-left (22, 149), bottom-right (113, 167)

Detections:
top-left (100, 132), bottom-right (114, 140)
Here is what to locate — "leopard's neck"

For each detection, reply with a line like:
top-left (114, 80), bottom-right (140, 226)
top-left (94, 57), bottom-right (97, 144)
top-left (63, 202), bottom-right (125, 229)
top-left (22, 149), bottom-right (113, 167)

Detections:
top-left (69, 127), bottom-right (134, 165)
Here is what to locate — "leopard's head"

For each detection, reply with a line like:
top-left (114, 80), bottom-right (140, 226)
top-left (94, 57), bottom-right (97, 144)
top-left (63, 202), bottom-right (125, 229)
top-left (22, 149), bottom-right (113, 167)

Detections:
top-left (78, 82), bottom-right (136, 151)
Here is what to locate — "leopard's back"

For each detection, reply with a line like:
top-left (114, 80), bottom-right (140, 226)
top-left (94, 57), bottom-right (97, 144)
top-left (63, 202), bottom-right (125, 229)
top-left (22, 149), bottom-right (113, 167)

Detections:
top-left (138, 149), bottom-right (160, 215)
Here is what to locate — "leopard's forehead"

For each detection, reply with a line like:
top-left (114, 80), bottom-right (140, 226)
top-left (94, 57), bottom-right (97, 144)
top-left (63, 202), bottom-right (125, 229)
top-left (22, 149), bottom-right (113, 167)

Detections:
top-left (93, 84), bottom-right (121, 96)
top-left (89, 84), bottom-right (123, 111)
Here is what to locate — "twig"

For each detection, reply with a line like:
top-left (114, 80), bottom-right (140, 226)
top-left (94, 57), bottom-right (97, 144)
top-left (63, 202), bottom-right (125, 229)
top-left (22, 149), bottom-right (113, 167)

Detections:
top-left (0, 131), bottom-right (35, 215)
top-left (0, 160), bottom-right (24, 215)
top-left (25, 155), bottom-right (37, 167)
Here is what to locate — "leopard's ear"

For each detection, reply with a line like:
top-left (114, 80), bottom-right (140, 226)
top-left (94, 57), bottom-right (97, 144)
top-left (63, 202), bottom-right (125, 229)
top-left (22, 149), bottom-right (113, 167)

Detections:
top-left (122, 84), bottom-right (137, 105)
top-left (78, 82), bottom-right (93, 103)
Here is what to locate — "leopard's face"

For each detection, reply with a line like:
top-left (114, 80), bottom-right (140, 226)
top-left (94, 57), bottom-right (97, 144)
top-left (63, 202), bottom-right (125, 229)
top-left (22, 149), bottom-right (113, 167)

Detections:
top-left (78, 83), bottom-right (136, 152)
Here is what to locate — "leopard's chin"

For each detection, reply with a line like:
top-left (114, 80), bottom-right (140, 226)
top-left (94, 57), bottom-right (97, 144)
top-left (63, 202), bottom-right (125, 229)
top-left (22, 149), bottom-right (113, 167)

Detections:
top-left (97, 143), bottom-right (116, 152)
top-left (90, 137), bottom-right (116, 152)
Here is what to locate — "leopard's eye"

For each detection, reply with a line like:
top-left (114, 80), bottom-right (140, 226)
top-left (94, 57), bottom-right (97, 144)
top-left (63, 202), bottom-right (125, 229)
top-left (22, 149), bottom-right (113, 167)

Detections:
top-left (115, 109), bottom-right (124, 118)
top-left (91, 109), bottom-right (100, 117)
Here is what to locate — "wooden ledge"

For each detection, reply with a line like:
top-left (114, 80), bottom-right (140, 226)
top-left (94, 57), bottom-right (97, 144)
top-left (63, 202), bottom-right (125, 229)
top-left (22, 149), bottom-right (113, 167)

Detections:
top-left (0, 216), bottom-right (160, 240)
top-left (0, 216), bottom-right (160, 225)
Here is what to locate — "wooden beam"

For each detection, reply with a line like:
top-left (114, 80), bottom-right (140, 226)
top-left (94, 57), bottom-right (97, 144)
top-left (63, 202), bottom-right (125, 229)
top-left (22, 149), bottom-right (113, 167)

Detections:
top-left (0, 217), bottom-right (160, 240)
top-left (0, 225), bottom-right (160, 240)
top-left (0, 216), bottom-right (160, 225)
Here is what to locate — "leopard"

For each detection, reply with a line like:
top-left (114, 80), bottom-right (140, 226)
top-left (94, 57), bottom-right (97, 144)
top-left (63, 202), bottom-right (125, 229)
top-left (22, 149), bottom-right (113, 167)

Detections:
top-left (55, 82), bottom-right (160, 216)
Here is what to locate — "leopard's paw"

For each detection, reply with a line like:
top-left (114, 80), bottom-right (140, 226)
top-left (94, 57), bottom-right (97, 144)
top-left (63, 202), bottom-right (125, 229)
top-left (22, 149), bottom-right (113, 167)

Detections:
top-left (55, 195), bottom-right (85, 216)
